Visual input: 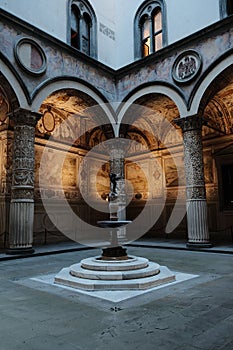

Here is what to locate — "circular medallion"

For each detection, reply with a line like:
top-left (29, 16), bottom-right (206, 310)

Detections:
top-left (14, 37), bottom-right (47, 75)
top-left (42, 111), bottom-right (55, 132)
top-left (172, 50), bottom-right (202, 83)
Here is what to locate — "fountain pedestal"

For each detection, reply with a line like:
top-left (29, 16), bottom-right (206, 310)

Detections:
top-left (54, 170), bottom-right (176, 291)
top-left (97, 220), bottom-right (131, 260)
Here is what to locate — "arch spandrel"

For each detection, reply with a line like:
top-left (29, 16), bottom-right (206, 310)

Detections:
top-left (187, 54), bottom-right (233, 117)
top-left (0, 58), bottom-right (30, 110)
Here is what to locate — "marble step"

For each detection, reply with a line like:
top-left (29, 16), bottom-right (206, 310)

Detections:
top-left (80, 255), bottom-right (149, 271)
top-left (54, 265), bottom-right (176, 290)
top-left (70, 261), bottom-right (160, 280)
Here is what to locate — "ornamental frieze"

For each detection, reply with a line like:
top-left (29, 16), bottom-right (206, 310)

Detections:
top-left (186, 186), bottom-right (206, 200)
top-left (13, 158), bottom-right (34, 170)
top-left (14, 147), bottom-right (34, 159)
top-left (11, 188), bottom-right (34, 200)
top-left (13, 170), bottom-right (34, 187)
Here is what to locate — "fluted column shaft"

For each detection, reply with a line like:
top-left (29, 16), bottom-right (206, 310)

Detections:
top-left (7, 109), bottom-right (40, 254)
top-left (176, 115), bottom-right (211, 247)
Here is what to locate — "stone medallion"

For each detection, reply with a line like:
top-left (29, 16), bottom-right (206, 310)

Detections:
top-left (172, 50), bottom-right (202, 83)
top-left (14, 37), bottom-right (47, 75)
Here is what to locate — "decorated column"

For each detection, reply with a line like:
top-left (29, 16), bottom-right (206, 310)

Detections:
top-left (176, 115), bottom-right (211, 247)
top-left (109, 144), bottom-right (126, 221)
top-left (108, 140), bottom-right (128, 246)
top-left (7, 108), bottom-right (40, 254)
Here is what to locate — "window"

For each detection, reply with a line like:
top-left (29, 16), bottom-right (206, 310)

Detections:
top-left (69, 0), bottom-right (97, 58)
top-left (220, 0), bottom-right (233, 19)
top-left (82, 13), bottom-right (91, 55)
top-left (135, 1), bottom-right (167, 59)
top-left (71, 5), bottom-right (80, 50)
top-left (226, 0), bottom-right (233, 15)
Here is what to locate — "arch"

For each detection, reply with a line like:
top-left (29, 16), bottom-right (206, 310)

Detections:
top-left (188, 53), bottom-right (233, 117)
top-left (31, 78), bottom-right (116, 126)
top-left (116, 84), bottom-right (188, 134)
top-left (0, 56), bottom-right (30, 110)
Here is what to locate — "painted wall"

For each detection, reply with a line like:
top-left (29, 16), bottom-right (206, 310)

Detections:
top-left (0, 0), bottom-right (221, 69)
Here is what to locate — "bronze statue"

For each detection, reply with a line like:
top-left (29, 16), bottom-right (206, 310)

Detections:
top-left (109, 173), bottom-right (121, 200)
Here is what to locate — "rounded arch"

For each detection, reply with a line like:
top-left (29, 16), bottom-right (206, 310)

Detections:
top-left (188, 53), bottom-right (233, 117)
top-left (0, 56), bottom-right (30, 110)
top-left (116, 83), bottom-right (188, 135)
top-left (31, 78), bottom-right (116, 126)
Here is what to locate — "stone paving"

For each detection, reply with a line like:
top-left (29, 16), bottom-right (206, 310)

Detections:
top-left (0, 244), bottom-right (232, 350)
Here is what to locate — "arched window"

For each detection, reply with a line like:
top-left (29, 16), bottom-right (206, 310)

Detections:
top-left (82, 13), bottom-right (91, 55)
top-left (226, 0), bottom-right (233, 15)
top-left (220, 0), bottom-right (233, 18)
top-left (135, 1), bottom-right (167, 60)
top-left (69, 0), bottom-right (97, 58)
top-left (71, 4), bottom-right (80, 50)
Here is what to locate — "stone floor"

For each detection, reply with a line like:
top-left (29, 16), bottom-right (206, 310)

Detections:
top-left (0, 241), bottom-right (233, 350)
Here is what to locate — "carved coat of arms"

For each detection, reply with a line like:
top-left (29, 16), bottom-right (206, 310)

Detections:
top-left (172, 50), bottom-right (202, 83)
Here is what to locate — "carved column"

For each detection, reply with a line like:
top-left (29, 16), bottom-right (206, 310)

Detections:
top-left (108, 141), bottom-right (129, 247)
top-left (109, 145), bottom-right (125, 221)
top-left (175, 115), bottom-right (211, 247)
top-left (7, 109), bottom-right (40, 254)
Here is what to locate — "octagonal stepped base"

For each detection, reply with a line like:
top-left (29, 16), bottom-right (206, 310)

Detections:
top-left (54, 255), bottom-right (176, 291)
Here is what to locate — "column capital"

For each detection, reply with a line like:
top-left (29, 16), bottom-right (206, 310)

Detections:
top-left (8, 108), bottom-right (41, 127)
top-left (174, 115), bottom-right (206, 132)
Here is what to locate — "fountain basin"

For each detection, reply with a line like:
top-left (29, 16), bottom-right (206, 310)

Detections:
top-left (97, 220), bottom-right (131, 228)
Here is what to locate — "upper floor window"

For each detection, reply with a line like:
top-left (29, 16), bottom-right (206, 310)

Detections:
top-left (220, 0), bottom-right (233, 18)
top-left (135, 1), bottom-right (167, 60)
top-left (69, 0), bottom-right (97, 58)
top-left (226, 0), bottom-right (233, 15)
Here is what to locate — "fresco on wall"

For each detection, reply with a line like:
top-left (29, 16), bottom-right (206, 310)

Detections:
top-left (0, 94), bottom-right (9, 130)
top-left (125, 161), bottom-right (148, 199)
top-left (164, 156), bottom-right (185, 187)
top-left (62, 156), bottom-right (77, 188)
top-left (96, 162), bottom-right (110, 199)
top-left (203, 151), bottom-right (213, 184)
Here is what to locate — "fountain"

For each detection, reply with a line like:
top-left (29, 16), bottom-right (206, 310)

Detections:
top-left (54, 168), bottom-right (176, 291)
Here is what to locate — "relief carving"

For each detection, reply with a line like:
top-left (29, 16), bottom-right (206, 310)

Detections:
top-left (10, 109), bottom-right (40, 200)
top-left (172, 50), bottom-right (202, 83)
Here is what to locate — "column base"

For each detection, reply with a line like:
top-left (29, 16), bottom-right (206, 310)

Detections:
top-left (186, 242), bottom-right (212, 249)
top-left (6, 247), bottom-right (35, 255)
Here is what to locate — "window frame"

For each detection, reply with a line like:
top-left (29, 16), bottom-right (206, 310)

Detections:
top-left (134, 0), bottom-right (167, 60)
top-left (219, 0), bottom-right (233, 19)
top-left (68, 0), bottom-right (97, 58)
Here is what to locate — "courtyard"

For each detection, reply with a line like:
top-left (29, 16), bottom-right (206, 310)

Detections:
top-left (0, 242), bottom-right (232, 350)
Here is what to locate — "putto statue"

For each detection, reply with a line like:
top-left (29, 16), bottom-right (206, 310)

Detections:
top-left (109, 172), bottom-right (121, 201)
